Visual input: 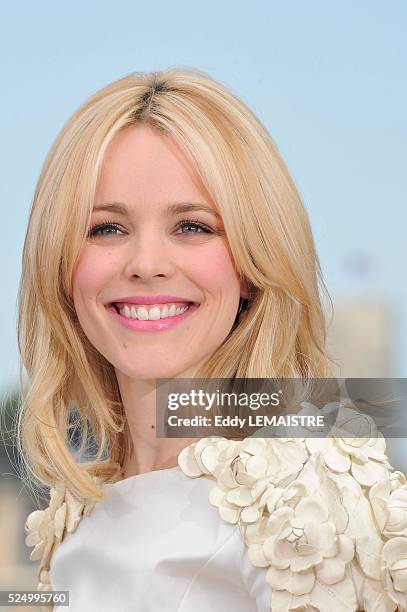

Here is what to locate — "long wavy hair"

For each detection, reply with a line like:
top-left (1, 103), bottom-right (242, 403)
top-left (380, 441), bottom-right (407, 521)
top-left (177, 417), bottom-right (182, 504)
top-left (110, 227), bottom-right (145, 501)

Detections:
top-left (17, 67), bottom-right (334, 502)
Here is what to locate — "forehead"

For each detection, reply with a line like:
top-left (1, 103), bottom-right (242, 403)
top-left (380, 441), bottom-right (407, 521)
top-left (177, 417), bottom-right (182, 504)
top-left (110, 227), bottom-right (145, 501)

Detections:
top-left (96, 124), bottom-right (209, 206)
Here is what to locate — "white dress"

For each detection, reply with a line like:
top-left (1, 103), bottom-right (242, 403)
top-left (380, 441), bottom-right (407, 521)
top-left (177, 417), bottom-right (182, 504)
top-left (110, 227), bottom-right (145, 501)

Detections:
top-left (48, 466), bottom-right (271, 611)
top-left (25, 432), bottom-right (407, 611)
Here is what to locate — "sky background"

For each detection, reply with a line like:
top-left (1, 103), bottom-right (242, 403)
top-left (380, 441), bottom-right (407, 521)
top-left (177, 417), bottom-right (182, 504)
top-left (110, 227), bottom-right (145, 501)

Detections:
top-left (1, 0), bottom-right (406, 393)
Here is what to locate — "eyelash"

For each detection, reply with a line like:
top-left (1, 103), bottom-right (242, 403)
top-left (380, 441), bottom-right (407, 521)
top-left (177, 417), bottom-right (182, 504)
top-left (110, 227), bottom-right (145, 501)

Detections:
top-left (87, 218), bottom-right (215, 238)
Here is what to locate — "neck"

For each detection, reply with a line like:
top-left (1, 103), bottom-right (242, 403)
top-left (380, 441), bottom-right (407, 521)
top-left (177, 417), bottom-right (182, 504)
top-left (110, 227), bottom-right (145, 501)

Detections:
top-left (115, 373), bottom-right (197, 479)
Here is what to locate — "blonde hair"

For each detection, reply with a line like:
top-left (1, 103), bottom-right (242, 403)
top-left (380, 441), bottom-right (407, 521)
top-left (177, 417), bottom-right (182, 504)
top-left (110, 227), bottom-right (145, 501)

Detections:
top-left (17, 67), bottom-right (334, 502)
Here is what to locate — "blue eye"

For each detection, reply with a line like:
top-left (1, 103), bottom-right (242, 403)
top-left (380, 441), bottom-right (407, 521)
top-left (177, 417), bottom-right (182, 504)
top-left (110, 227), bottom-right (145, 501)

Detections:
top-left (87, 223), bottom-right (123, 238)
top-left (177, 219), bottom-right (213, 234)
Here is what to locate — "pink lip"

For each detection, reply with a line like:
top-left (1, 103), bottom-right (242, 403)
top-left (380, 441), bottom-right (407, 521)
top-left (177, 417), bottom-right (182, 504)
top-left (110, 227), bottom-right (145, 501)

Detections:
top-left (107, 295), bottom-right (197, 306)
top-left (105, 302), bottom-right (199, 332)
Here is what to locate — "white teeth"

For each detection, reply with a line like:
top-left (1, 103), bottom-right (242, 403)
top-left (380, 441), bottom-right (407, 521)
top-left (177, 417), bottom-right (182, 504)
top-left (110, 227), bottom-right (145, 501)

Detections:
top-left (137, 307), bottom-right (149, 321)
top-left (117, 303), bottom-right (190, 320)
top-left (148, 306), bottom-right (161, 321)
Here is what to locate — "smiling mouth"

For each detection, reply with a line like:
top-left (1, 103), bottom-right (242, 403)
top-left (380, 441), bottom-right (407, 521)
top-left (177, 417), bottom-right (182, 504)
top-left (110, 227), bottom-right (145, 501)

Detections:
top-left (107, 301), bottom-right (198, 320)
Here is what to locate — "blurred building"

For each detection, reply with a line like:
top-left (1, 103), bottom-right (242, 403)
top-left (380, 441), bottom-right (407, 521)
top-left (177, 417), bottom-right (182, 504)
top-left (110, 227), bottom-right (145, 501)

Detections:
top-left (0, 391), bottom-right (38, 610)
top-left (0, 479), bottom-right (38, 583)
top-left (326, 296), bottom-right (407, 472)
top-left (326, 297), bottom-right (395, 377)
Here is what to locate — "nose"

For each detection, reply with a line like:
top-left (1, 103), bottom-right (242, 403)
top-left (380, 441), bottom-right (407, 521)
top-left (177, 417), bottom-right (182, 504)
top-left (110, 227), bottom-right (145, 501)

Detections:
top-left (122, 233), bottom-right (176, 280)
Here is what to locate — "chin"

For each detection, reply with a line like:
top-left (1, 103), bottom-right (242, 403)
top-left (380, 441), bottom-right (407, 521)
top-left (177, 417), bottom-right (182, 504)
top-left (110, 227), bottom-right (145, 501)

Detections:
top-left (114, 361), bottom-right (191, 381)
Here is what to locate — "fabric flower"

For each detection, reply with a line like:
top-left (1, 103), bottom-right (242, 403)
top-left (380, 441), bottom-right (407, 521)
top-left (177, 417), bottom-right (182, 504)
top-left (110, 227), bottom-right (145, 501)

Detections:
top-left (177, 436), bottom-right (238, 478)
top-left (25, 482), bottom-right (97, 592)
top-left (178, 431), bottom-right (407, 611)
top-left (381, 537), bottom-right (407, 610)
top-left (370, 471), bottom-right (407, 539)
top-left (179, 436), bottom-right (308, 524)
top-left (306, 405), bottom-right (391, 487)
top-left (247, 455), bottom-right (355, 610)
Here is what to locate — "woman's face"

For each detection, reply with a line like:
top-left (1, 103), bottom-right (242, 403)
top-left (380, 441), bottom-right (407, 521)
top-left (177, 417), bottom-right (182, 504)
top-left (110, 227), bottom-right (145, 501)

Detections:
top-left (72, 125), bottom-right (246, 380)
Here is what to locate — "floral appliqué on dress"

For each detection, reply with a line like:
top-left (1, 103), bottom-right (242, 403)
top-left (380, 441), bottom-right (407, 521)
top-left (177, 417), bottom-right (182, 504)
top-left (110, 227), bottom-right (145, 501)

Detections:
top-left (25, 481), bottom-right (98, 604)
top-left (178, 432), bottom-right (407, 612)
top-left (25, 407), bottom-right (407, 612)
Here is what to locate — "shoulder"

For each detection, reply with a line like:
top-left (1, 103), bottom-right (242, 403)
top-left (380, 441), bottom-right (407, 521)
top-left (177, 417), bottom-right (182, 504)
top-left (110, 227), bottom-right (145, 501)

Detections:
top-left (25, 481), bottom-right (99, 592)
top-left (178, 433), bottom-right (407, 611)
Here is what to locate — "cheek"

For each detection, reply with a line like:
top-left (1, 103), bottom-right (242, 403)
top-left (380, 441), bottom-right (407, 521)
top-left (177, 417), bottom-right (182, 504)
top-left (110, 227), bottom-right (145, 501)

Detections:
top-left (189, 243), bottom-right (239, 291)
top-left (72, 248), bottom-right (119, 300)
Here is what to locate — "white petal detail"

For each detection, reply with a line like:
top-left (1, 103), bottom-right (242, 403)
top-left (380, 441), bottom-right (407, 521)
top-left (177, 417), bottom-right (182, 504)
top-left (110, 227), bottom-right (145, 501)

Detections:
top-left (25, 478), bottom-right (99, 592)
top-left (177, 424), bottom-right (407, 611)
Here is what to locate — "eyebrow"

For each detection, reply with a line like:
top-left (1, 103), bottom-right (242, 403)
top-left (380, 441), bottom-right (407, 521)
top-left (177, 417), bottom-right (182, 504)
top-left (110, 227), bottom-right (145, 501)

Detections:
top-left (92, 201), bottom-right (221, 219)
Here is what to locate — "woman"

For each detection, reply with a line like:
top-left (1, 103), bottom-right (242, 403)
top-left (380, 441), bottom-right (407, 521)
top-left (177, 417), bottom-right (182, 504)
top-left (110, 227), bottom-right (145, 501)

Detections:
top-left (20, 69), bottom-right (407, 611)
